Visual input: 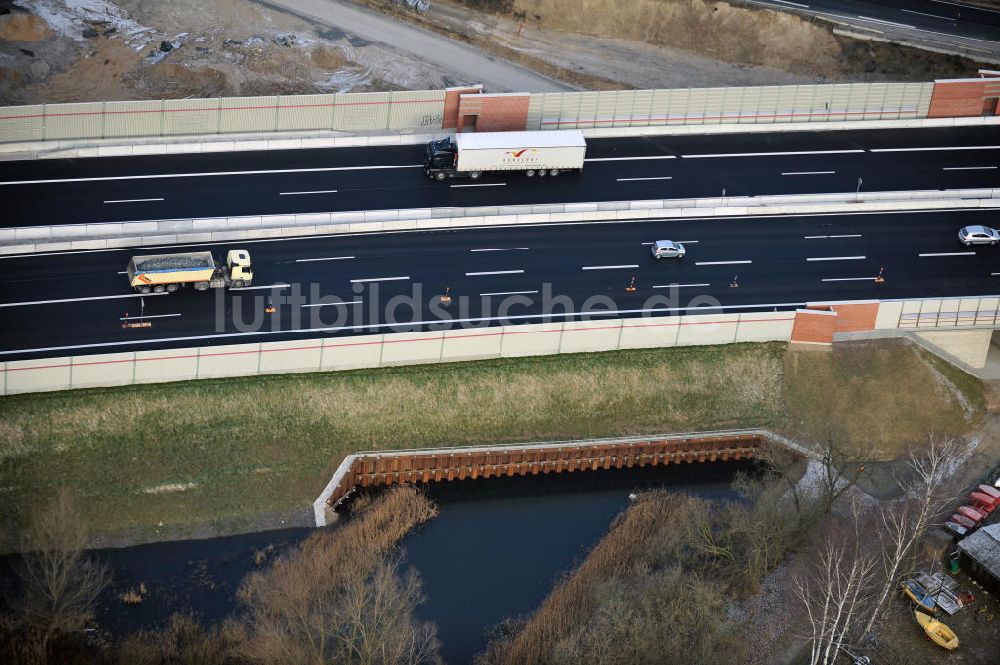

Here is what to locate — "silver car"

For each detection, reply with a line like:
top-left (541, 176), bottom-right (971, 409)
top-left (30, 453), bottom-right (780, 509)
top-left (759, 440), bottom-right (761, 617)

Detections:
top-left (650, 240), bottom-right (686, 259)
top-left (958, 225), bottom-right (1000, 246)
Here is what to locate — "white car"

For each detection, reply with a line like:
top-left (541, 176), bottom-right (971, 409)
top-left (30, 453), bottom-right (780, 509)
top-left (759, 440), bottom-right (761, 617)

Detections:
top-left (958, 225), bottom-right (1000, 246)
top-left (650, 240), bottom-right (686, 259)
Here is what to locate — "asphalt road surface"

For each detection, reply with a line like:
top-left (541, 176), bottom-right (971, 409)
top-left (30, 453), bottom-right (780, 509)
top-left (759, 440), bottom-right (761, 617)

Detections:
top-left (2, 209), bottom-right (998, 361)
top-left (2, 127), bottom-right (999, 228)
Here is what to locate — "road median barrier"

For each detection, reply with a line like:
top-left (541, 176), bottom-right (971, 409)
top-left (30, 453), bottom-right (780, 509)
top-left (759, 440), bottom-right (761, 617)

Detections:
top-left (1, 188), bottom-right (998, 256)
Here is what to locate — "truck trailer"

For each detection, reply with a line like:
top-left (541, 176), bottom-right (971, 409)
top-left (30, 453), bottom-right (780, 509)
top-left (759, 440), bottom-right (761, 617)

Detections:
top-left (424, 130), bottom-right (586, 180)
top-left (125, 249), bottom-right (254, 293)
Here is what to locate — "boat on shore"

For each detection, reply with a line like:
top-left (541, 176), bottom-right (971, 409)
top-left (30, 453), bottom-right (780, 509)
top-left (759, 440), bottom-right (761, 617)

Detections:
top-left (902, 580), bottom-right (936, 612)
top-left (914, 610), bottom-right (959, 650)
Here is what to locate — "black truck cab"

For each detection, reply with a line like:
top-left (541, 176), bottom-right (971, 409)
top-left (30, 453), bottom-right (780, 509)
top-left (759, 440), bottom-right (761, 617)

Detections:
top-left (424, 137), bottom-right (457, 180)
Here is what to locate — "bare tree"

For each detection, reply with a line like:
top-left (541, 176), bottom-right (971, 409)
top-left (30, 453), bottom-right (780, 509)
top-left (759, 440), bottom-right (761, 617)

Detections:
top-left (793, 500), bottom-right (878, 665)
top-left (5, 488), bottom-right (109, 665)
top-left (117, 612), bottom-right (236, 665)
top-left (857, 435), bottom-right (962, 640)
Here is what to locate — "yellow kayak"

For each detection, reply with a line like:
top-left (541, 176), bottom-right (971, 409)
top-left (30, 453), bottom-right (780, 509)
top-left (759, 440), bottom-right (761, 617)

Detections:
top-left (915, 610), bottom-right (959, 650)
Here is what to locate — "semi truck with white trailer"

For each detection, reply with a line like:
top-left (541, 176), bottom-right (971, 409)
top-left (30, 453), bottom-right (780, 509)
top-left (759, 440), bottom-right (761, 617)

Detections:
top-left (424, 130), bottom-right (586, 180)
top-left (125, 249), bottom-right (254, 293)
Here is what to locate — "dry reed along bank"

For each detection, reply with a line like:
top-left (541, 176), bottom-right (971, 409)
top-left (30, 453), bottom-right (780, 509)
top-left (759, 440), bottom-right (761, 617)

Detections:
top-left (0, 340), bottom-right (985, 550)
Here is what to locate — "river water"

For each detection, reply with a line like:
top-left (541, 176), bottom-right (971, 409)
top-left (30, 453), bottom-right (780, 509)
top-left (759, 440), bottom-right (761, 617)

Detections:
top-left (1, 460), bottom-right (753, 663)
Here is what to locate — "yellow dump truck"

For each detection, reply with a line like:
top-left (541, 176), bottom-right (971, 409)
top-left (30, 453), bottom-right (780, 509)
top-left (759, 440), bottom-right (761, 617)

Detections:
top-left (125, 249), bottom-right (254, 294)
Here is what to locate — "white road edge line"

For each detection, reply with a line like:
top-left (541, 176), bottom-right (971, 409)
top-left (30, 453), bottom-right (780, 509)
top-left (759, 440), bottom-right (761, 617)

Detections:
top-left (295, 256), bottom-right (356, 262)
top-left (0, 165), bottom-right (424, 186)
top-left (104, 198), bottom-right (164, 203)
top-left (857, 15), bottom-right (915, 29)
top-left (616, 176), bottom-right (673, 182)
top-left (0, 292), bottom-right (169, 308)
top-left (480, 290), bottom-right (539, 296)
top-left (581, 264), bottom-right (640, 270)
top-left (585, 156), bottom-right (676, 162)
top-left (782, 171), bottom-right (835, 176)
top-left (768, 0), bottom-right (809, 8)
top-left (465, 269), bottom-right (526, 276)
top-left (450, 183), bottom-right (507, 188)
top-left (695, 260), bottom-right (752, 266)
top-left (349, 276), bottom-right (410, 283)
top-left (918, 252), bottom-right (976, 257)
top-left (120, 313), bottom-right (181, 320)
top-left (806, 255), bottom-right (866, 262)
top-left (301, 299), bottom-right (363, 308)
top-left (279, 190), bottom-right (339, 196)
top-left (872, 146), bottom-right (1000, 153)
top-left (942, 166), bottom-right (997, 171)
top-left (0, 302), bottom-right (821, 356)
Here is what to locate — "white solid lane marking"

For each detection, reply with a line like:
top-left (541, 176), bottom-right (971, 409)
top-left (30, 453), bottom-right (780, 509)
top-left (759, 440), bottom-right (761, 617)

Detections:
top-left (450, 183), bottom-right (507, 188)
top-left (120, 313), bottom-right (181, 320)
top-left (480, 290), bottom-right (539, 296)
top-left (652, 283), bottom-right (710, 288)
top-left (769, 0), bottom-right (809, 8)
top-left (616, 176), bottom-right (673, 182)
top-left (807, 255), bottom-right (866, 262)
top-left (0, 292), bottom-right (168, 308)
top-left (104, 198), bottom-right (164, 204)
top-left (585, 156), bottom-right (676, 162)
top-left (821, 277), bottom-right (877, 282)
top-left (581, 264), bottom-right (640, 270)
top-left (295, 256), bottom-right (356, 262)
top-left (349, 276), bottom-right (410, 283)
top-left (470, 247), bottom-right (530, 252)
top-left (279, 190), bottom-right (339, 196)
top-left (0, 164), bottom-right (423, 186)
top-left (465, 269), bottom-right (525, 276)
top-left (231, 283), bottom-right (291, 290)
top-left (918, 252), bottom-right (976, 257)
top-left (858, 15), bottom-right (914, 29)
top-left (684, 149), bottom-right (863, 159)
top-left (782, 171), bottom-right (836, 176)
top-left (992, 272), bottom-right (1000, 276)
top-left (871, 145), bottom-right (1000, 153)
top-left (301, 299), bottom-right (363, 308)
top-left (695, 260), bottom-right (752, 266)
top-left (0, 302), bottom-right (817, 356)
top-left (805, 234), bottom-right (862, 239)
top-left (943, 166), bottom-right (997, 171)
top-left (900, 8), bottom-right (949, 19)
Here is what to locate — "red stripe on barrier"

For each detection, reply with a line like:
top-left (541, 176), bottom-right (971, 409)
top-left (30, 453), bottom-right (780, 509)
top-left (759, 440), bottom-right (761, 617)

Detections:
top-left (0, 98), bottom-right (443, 122)
top-left (540, 110), bottom-right (911, 126)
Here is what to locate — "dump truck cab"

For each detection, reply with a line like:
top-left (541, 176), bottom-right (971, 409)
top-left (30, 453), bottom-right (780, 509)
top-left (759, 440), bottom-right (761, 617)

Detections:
top-left (226, 249), bottom-right (253, 287)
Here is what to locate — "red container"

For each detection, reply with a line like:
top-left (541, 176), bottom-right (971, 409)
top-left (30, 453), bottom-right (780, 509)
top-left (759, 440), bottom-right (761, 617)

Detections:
top-left (970, 492), bottom-right (997, 513)
top-left (951, 513), bottom-right (977, 529)
top-left (958, 506), bottom-right (986, 523)
top-left (978, 484), bottom-right (1000, 500)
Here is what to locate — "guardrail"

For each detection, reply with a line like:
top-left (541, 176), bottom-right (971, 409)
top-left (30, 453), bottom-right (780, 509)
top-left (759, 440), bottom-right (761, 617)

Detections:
top-left (4, 188), bottom-right (998, 256)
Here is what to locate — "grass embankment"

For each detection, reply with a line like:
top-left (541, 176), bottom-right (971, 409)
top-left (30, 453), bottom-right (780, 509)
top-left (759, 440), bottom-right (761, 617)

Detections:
top-left (0, 340), bottom-right (985, 550)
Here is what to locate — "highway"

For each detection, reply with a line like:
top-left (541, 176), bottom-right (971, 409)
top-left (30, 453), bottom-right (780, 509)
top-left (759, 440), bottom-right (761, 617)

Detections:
top-left (2, 127), bottom-right (1000, 227)
top-left (747, 0), bottom-right (1000, 60)
top-left (1, 209), bottom-right (998, 361)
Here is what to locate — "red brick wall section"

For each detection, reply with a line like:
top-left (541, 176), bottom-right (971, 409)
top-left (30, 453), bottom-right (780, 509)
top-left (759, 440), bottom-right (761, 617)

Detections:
top-left (830, 303), bottom-right (879, 333)
top-left (472, 94), bottom-right (531, 132)
top-left (928, 79), bottom-right (1000, 118)
top-left (791, 309), bottom-right (837, 345)
top-left (443, 85), bottom-right (482, 129)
